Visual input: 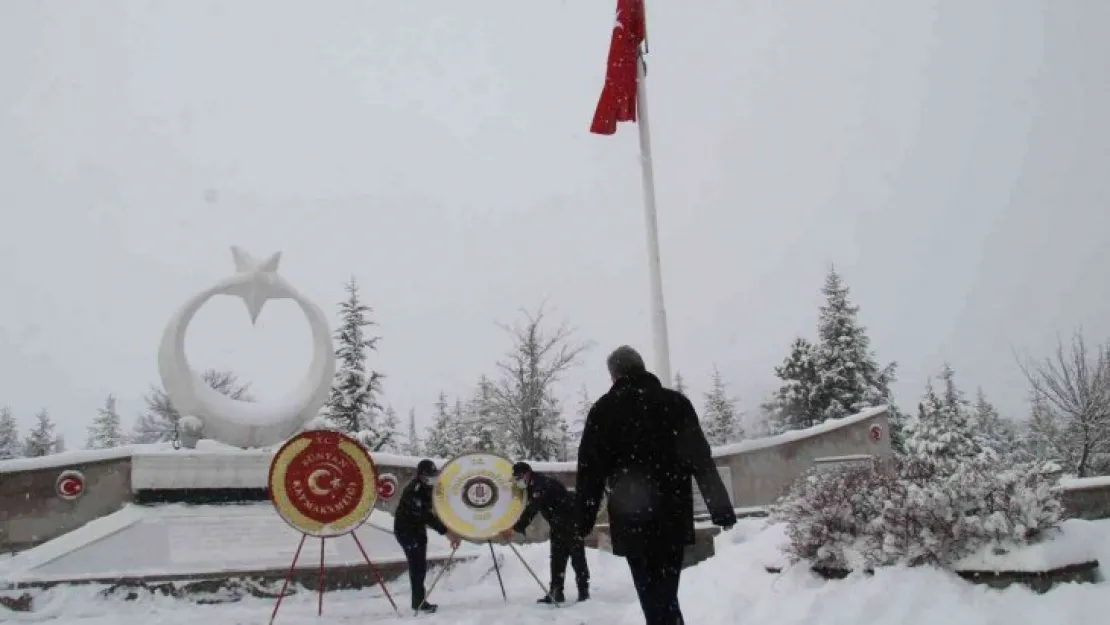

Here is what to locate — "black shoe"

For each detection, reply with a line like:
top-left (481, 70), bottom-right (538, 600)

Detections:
top-left (415, 602), bottom-right (438, 613)
top-left (537, 589), bottom-right (565, 604)
top-left (577, 587), bottom-right (590, 602)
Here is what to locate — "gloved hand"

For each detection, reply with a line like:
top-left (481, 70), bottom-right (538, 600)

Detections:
top-left (712, 510), bottom-right (737, 531)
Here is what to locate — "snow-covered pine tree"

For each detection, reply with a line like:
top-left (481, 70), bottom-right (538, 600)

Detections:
top-left (540, 392), bottom-right (571, 461)
top-left (1022, 392), bottom-right (1064, 464)
top-left (764, 337), bottom-right (820, 433)
top-left (132, 370), bottom-right (252, 444)
top-left (404, 408), bottom-right (422, 456)
top-left (673, 372), bottom-right (688, 397)
top-left (556, 418), bottom-right (572, 461)
top-left (86, 394), bottom-right (125, 449)
top-left (465, 376), bottom-right (506, 454)
top-left (24, 409), bottom-right (57, 457)
top-left (702, 366), bottom-right (743, 446)
top-left (325, 278), bottom-right (385, 437)
top-left (424, 392), bottom-right (466, 459)
top-left (971, 388), bottom-right (1020, 462)
top-left (0, 407), bottom-right (20, 460)
top-left (452, 399), bottom-right (473, 452)
top-left (812, 269), bottom-right (892, 421)
top-left (905, 364), bottom-right (986, 470)
top-left (809, 268), bottom-right (908, 451)
top-left (570, 385), bottom-right (591, 443)
top-left (356, 404), bottom-right (399, 452)
top-left (901, 364), bottom-right (1059, 557)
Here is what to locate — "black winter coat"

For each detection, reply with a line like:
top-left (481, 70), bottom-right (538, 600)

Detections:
top-left (512, 472), bottom-right (576, 537)
top-left (575, 371), bottom-right (736, 557)
top-left (393, 478), bottom-right (449, 544)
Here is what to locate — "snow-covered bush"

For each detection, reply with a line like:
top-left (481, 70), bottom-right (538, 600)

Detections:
top-left (773, 457), bottom-right (1061, 570)
top-left (773, 463), bottom-right (891, 569)
top-left (775, 366), bottom-right (1061, 570)
top-left (967, 460), bottom-right (1062, 543)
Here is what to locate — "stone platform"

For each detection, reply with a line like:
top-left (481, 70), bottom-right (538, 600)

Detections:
top-left (0, 503), bottom-right (473, 589)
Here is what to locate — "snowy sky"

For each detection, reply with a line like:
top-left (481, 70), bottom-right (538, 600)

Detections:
top-left (1, 0), bottom-right (1108, 445)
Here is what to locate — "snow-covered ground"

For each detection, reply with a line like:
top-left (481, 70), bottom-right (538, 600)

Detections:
top-left (5, 517), bottom-right (1109, 624)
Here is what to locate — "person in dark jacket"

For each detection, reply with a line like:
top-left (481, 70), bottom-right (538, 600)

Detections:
top-left (393, 459), bottom-right (461, 613)
top-left (498, 461), bottom-right (590, 604)
top-left (576, 346), bottom-right (737, 625)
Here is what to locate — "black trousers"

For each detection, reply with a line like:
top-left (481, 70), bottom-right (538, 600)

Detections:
top-left (549, 531), bottom-right (589, 591)
top-left (398, 538), bottom-right (429, 610)
top-left (625, 543), bottom-right (685, 625)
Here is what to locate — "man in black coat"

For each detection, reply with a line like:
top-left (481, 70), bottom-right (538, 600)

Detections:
top-left (393, 459), bottom-right (461, 613)
top-left (576, 346), bottom-right (737, 625)
top-left (498, 461), bottom-right (590, 604)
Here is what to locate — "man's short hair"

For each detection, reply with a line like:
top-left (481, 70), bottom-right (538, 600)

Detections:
top-left (607, 345), bottom-right (647, 379)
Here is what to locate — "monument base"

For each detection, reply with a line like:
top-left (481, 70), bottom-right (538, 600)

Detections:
top-left (0, 503), bottom-right (472, 588)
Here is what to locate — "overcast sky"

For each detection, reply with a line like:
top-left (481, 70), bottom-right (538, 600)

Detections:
top-left (2, 0), bottom-right (1108, 446)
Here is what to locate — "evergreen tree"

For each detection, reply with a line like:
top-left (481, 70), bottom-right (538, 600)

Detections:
top-left (540, 392), bottom-right (571, 461)
top-left (702, 366), bottom-right (743, 445)
top-left (764, 338), bottom-right (820, 433)
top-left (356, 404), bottom-right (399, 452)
top-left (766, 268), bottom-right (907, 449)
top-left (452, 398), bottom-right (468, 446)
top-left (87, 394), bottom-right (125, 449)
top-left (404, 408), bottom-right (422, 456)
top-left (556, 418), bottom-right (572, 461)
top-left (424, 392), bottom-right (466, 458)
top-left (132, 369), bottom-right (253, 444)
top-left (905, 364), bottom-right (987, 470)
top-left (325, 277), bottom-right (385, 437)
top-left (673, 372), bottom-right (688, 397)
top-left (571, 385), bottom-right (592, 441)
top-left (971, 388), bottom-right (1020, 462)
top-left (24, 409), bottom-right (57, 457)
top-left (1023, 392), bottom-right (1064, 464)
top-left (812, 269), bottom-right (892, 421)
top-left (0, 407), bottom-right (20, 460)
top-left (464, 376), bottom-right (506, 454)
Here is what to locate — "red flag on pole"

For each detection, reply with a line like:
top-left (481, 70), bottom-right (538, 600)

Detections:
top-left (590, 0), bottom-right (646, 135)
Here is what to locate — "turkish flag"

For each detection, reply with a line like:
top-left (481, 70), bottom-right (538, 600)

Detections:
top-left (590, 0), bottom-right (646, 135)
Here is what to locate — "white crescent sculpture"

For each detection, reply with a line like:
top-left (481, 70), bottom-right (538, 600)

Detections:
top-left (157, 246), bottom-right (336, 449)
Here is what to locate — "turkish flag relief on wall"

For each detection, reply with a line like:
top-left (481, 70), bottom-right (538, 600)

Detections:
top-left (590, 0), bottom-right (646, 136)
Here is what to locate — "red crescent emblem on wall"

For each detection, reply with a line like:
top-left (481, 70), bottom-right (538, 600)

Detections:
top-left (377, 473), bottom-right (398, 500)
top-left (869, 424), bottom-right (883, 441)
top-left (56, 470), bottom-right (86, 501)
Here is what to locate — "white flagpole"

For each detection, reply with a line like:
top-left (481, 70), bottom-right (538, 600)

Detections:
top-left (634, 46), bottom-right (673, 388)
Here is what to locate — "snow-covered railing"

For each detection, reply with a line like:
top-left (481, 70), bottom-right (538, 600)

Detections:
top-left (1058, 475), bottom-right (1110, 491)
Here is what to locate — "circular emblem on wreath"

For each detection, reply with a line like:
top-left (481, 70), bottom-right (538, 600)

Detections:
top-left (268, 430), bottom-right (378, 537)
top-left (432, 453), bottom-right (527, 541)
top-left (461, 476), bottom-right (499, 510)
top-left (56, 470), bottom-right (86, 501)
top-left (869, 424), bottom-right (883, 441)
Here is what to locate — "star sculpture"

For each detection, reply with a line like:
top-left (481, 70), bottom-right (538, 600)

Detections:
top-left (226, 246), bottom-right (283, 326)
